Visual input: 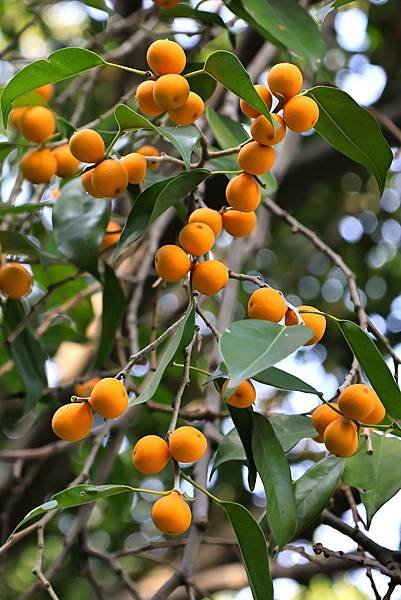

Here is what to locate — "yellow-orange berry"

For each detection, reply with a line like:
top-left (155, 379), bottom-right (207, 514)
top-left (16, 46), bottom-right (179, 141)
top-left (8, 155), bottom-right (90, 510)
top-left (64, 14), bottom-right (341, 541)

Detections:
top-left (137, 145), bottom-right (160, 170)
top-left (251, 114), bottom-right (286, 146)
top-left (20, 106), bottom-right (56, 143)
top-left (168, 91), bottom-right (204, 126)
top-left (311, 403), bottom-right (341, 436)
top-left (35, 84), bottom-right (55, 102)
top-left (248, 287), bottom-right (286, 322)
top-left (147, 39), bottom-right (186, 75)
top-left (285, 305), bottom-right (326, 345)
top-left (9, 107), bottom-right (28, 131)
top-left (0, 263), bottom-right (32, 299)
top-left (91, 159), bottom-right (128, 198)
top-left (74, 377), bottom-right (101, 398)
top-left (323, 418), bottom-right (359, 458)
top-left (100, 220), bottom-right (122, 252)
top-left (69, 129), bottom-right (105, 164)
top-left (135, 80), bottom-right (164, 117)
top-left (267, 63), bottom-right (303, 100)
top-left (21, 148), bottom-right (57, 184)
top-left (240, 85), bottom-right (272, 119)
top-left (153, 0), bottom-right (179, 7)
top-left (52, 402), bottom-right (93, 442)
top-left (283, 95), bottom-right (319, 133)
top-left (237, 141), bottom-right (275, 176)
top-left (222, 380), bottom-right (256, 408)
top-left (225, 173), bottom-right (261, 212)
top-left (155, 245), bottom-right (192, 282)
top-left (179, 222), bottom-right (215, 256)
top-left (222, 210), bottom-right (257, 237)
top-left (89, 377), bottom-right (128, 419)
top-left (121, 152), bottom-right (147, 184)
top-left (132, 435), bottom-right (171, 474)
top-left (169, 426), bottom-right (207, 463)
top-left (188, 208), bottom-right (222, 237)
top-left (192, 260), bottom-right (229, 296)
top-left (152, 492), bottom-right (191, 535)
top-left (364, 397), bottom-right (386, 425)
top-left (338, 384), bottom-right (378, 422)
top-left (52, 144), bottom-right (80, 178)
top-left (153, 74), bottom-right (190, 110)
top-left (81, 169), bottom-right (103, 198)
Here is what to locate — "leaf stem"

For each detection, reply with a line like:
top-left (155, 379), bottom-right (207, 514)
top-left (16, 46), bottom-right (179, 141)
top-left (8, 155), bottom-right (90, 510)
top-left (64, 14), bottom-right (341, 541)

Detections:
top-left (172, 362), bottom-right (211, 377)
top-left (185, 69), bottom-right (205, 79)
top-left (181, 473), bottom-right (221, 504)
top-left (105, 61), bottom-right (150, 77)
top-left (105, 130), bottom-right (122, 157)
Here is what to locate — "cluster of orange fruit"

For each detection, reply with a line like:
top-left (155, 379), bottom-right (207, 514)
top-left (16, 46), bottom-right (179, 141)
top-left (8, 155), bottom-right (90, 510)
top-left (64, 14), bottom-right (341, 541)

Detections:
top-left (135, 39), bottom-right (204, 126)
top-left (51, 377), bottom-right (128, 442)
top-left (0, 259), bottom-right (32, 300)
top-left (133, 426), bottom-right (207, 534)
top-left (312, 384), bottom-right (386, 457)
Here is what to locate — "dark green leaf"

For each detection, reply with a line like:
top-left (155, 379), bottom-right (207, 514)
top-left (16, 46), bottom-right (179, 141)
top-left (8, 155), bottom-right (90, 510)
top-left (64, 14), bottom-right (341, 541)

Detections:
top-left (0, 230), bottom-right (56, 263)
top-left (56, 115), bottom-right (76, 139)
top-left (94, 265), bottom-right (125, 366)
top-left (131, 304), bottom-right (195, 406)
top-left (344, 433), bottom-right (401, 526)
top-left (3, 300), bottom-right (47, 408)
top-left (211, 426), bottom-right (246, 475)
top-left (222, 501), bottom-right (273, 600)
top-left (227, 405), bottom-right (257, 490)
top-left (1, 48), bottom-right (105, 126)
top-left (114, 104), bottom-right (200, 169)
top-left (295, 455), bottom-right (345, 534)
top-left (220, 320), bottom-right (313, 392)
top-left (203, 51), bottom-right (273, 125)
top-left (183, 65), bottom-right (216, 101)
top-left (255, 366), bottom-right (323, 397)
top-left (52, 180), bottom-right (109, 276)
top-left (338, 319), bottom-right (401, 419)
top-left (252, 412), bottom-right (297, 548)
top-left (238, 0), bottom-right (324, 72)
top-left (116, 169), bottom-right (210, 255)
top-left (0, 141), bottom-right (15, 163)
top-left (306, 86), bottom-right (392, 195)
top-left (206, 106), bottom-right (248, 148)
top-left (269, 414), bottom-right (317, 452)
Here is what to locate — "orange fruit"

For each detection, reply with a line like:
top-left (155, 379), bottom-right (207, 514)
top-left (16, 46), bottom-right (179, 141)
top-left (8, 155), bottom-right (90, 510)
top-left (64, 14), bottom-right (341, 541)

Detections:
top-left (168, 426), bottom-right (207, 463)
top-left (132, 435), bottom-right (171, 474)
top-left (222, 380), bottom-right (256, 408)
top-left (222, 209), bottom-right (257, 237)
top-left (178, 222), bottom-right (215, 256)
top-left (74, 377), bottom-right (101, 398)
top-left (152, 491), bottom-right (191, 535)
top-left (338, 384), bottom-right (379, 422)
top-left (69, 129), bottom-right (105, 164)
top-left (251, 114), bottom-right (286, 146)
top-left (137, 145), bottom-right (160, 170)
top-left (52, 402), bottom-right (93, 442)
top-left (311, 403), bottom-right (341, 437)
top-left (0, 263), bottom-right (32, 299)
top-left (225, 173), bottom-right (261, 212)
top-left (21, 148), bottom-right (57, 184)
top-left (20, 106), bottom-right (56, 143)
top-left (35, 84), bottom-right (55, 101)
top-left (100, 220), bottom-right (122, 251)
top-left (89, 378), bottom-right (129, 419)
top-left (267, 63), bottom-right (303, 100)
top-left (283, 95), bottom-right (319, 133)
top-left (155, 245), bottom-right (192, 282)
top-left (153, 74), bottom-right (190, 110)
top-left (323, 418), bottom-right (359, 458)
top-left (285, 305), bottom-right (326, 345)
top-left (135, 80), bottom-right (164, 116)
top-left (91, 159), bottom-right (129, 198)
top-left (192, 260), bottom-right (229, 295)
top-left (52, 144), bottom-right (80, 178)
top-left (188, 208), bottom-right (222, 237)
top-left (237, 141), bottom-right (275, 175)
top-left (121, 152), bottom-right (147, 184)
top-left (240, 85), bottom-right (272, 119)
top-left (248, 287), bottom-right (287, 322)
top-left (147, 39), bottom-right (186, 75)
top-left (168, 91), bottom-right (204, 126)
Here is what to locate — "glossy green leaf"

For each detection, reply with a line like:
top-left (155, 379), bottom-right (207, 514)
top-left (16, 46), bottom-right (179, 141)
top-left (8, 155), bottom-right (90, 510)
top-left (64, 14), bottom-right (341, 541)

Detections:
top-left (13, 484), bottom-right (149, 533)
top-left (252, 412), bottom-right (297, 548)
top-left (3, 300), bottom-right (47, 408)
top-left (306, 86), bottom-right (392, 195)
top-left (1, 48), bottom-right (105, 126)
top-left (116, 169), bottom-right (209, 256)
top-left (227, 405), bottom-right (257, 490)
top-left (52, 180), bottom-right (109, 276)
top-left (183, 64), bottom-right (216, 101)
top-left (344, 433), bottom-right (401, 526)
top-left (338, 319), bottom-right (401, 419)
top-left (211, 426), bottom-right (247, 475)
top-left (206, 105), bottom-right (248, 148)
top-left (131, 304), bottom-right (195, 406)
top-left (229, 0), bottom-right (324, 72)
top-left (254, 366), bottom-right (323, 397)
top-left (220, 320), bottom-right (313, 392)
top-left (295, 455), bottom-right (345, 534)
top-left (114, 104), bottom-right (199, 169)
top-left (94, 265), bottom-right (125, 366)
top-left (161, 4), bottom-right (226, 27)
top-left (203, 51), bottom-right (273, 125)
top-left (222, 501), bottom-right (273, 600)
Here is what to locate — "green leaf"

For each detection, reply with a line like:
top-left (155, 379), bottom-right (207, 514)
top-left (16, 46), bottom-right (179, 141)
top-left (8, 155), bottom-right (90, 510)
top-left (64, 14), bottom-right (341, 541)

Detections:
top-left (306, 86), bottom-right (392, 195)
top-left (251, 412), bottom-right (297, 548)
top-left (0, 202), bottom-right (53, 216)
top-left (220, 320), bottom-right (313, 392)
top-left (160, 4), bottom-right (226, 27)
top-left (13, 484), bottom-right (146, 533)
top-left (206, 105), bottom-right (248, 148)
top-left (183, 64), bottom-right (216, 101)
top-left (0, 141), bottom-right (15, 163)
top-left (295, 455), bottom-right (345, 534)
top-left (131, 304), bottom-right (195, 406)
top-left (228, 0), bottom-right (324, 72)
top-left (254, 366), bottom-right (323, 397)
top-left (94, 265), bottom-right (125, 366)
top-left (311, 0), bottom-right (355, 24)
top-left (203, 51), bottom-right (273, 125)
top-left (114, 104), bottom-right (200, 170)
top-left (0, 230), bottom-right (56, 264)
top-left (116, 169), bottom-right (209, 256)
top-left (211, 426), bottom-right (247, 475)
top-left (338, 319), bottom-right (401, 419)
top-left (52, 180), bottom-right (109, 276)
top-left (227, 405), bottom-right (257, 490)
top-left (221, 501), bottom-right (273, 600)
top-left (344, 433), bottom-right (401, 526)
top-left (3, 300), bottom-right (47, 408)
top-left (1, 48), bottom-right (105, 126)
